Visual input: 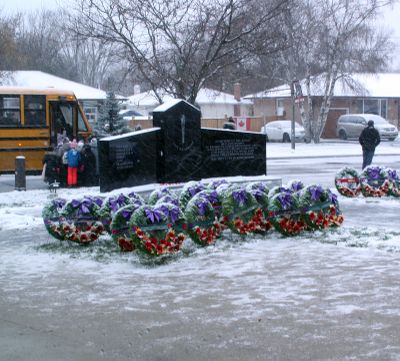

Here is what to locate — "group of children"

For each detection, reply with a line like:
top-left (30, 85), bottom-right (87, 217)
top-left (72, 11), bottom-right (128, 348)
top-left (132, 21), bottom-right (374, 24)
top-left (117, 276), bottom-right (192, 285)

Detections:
top-left (42, 137), bottom-right (98, 187)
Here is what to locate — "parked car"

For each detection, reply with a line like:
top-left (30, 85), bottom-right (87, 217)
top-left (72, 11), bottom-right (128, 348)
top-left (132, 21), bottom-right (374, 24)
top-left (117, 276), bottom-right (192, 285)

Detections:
top-left (261, 120), bottom-right (305, 142)
top-left (336, 114), bottom-right (398, 140)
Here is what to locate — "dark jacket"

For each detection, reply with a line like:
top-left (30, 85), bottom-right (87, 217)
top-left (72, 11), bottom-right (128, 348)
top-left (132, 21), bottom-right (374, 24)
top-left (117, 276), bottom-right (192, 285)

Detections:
top-left (42, 152), bottom-right (61, 183)
top-left (81, 145), bottom-right (97, 186)
top-left (359, 126), bottom-right (380, 151)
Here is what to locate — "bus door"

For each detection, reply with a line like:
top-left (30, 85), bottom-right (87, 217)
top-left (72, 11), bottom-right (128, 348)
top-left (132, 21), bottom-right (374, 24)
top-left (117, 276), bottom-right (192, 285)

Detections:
top-left (49, 101), bottom-right (76, 147)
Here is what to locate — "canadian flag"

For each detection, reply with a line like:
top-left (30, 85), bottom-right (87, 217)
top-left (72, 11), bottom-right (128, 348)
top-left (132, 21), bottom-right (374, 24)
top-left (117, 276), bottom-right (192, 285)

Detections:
top-left (235, 116), bottom-right (250, 131)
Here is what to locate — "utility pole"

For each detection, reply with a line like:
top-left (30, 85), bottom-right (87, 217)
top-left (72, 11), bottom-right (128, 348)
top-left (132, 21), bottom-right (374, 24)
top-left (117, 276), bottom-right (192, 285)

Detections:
top-left (290, 81), bottom-right (295, 150)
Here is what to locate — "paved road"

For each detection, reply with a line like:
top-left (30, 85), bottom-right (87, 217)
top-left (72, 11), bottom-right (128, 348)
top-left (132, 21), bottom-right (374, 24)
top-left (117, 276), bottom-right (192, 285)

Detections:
top-left (2, 149), bottom-right (400, 361)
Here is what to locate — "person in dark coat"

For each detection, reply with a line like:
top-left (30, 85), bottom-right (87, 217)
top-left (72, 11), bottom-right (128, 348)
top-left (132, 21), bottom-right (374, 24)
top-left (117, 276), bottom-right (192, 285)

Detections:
top-left (223, 116), bottom-right (236, 130)
top-left (359, 120), bottom-right (381, 169)
top-left (80, 144), bottom-right (98, 186)
top-left (42, 151), bottom-right (61, 184)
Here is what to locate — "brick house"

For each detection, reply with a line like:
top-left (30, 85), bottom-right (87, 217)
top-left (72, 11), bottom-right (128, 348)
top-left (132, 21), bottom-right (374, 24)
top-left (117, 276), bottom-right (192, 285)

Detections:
top-left (244, 73), bottom-right (400, 138)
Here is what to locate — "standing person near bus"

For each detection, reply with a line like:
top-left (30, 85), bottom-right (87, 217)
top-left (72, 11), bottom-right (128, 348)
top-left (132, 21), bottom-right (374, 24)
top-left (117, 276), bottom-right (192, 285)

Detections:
top-left (67, 139), bottom-right (81, 187)
top-left (80, 144), bottom-right (97, 186)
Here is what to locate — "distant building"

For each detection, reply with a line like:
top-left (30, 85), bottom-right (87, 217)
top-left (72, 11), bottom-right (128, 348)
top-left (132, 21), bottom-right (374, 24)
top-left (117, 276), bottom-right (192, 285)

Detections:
top-left (244, 73), bottom-right (400, 138)
top-left (126, 84), bottom-right (252, 119)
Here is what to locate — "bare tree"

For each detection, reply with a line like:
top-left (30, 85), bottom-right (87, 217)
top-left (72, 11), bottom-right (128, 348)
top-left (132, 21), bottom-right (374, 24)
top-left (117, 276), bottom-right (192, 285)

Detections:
top-left (68, 0), bottom-right (289, 104)
top-left (15, 10), bottom-right (70, 76)
top-left (293, 0), bottom-right (394, 143)
top-left (0, 12), bottom-right (22, 75)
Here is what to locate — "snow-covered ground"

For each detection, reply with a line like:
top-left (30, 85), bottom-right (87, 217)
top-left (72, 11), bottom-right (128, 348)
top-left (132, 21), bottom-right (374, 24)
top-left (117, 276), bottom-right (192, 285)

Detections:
top-left (1, 141), bottom-right (400, 360)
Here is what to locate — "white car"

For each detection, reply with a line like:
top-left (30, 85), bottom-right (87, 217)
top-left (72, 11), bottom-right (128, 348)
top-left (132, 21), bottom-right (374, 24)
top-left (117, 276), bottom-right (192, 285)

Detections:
top-left (261, 120), bottom-right (305, 142)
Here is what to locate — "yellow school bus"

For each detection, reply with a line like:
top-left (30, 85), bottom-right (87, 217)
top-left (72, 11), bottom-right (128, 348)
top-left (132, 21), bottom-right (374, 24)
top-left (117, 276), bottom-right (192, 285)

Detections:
top-left (0, 87), bottom-right (92, 173)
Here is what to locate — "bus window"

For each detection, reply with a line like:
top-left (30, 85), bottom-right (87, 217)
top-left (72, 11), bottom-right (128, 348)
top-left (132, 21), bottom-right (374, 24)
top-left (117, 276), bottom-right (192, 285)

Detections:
top-left (78, 106), bottom-right (88, 132)
top-left (0, 95), bottom-right (20, 127)
top-left (24, 95), bottom-right (46, 127)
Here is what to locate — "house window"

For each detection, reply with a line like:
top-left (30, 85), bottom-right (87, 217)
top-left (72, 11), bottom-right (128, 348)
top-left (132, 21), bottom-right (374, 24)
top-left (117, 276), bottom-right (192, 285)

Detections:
top-left (84, 106), bottom-right (97, 124)
top-left (276, 98), bottom-right (285, 116)
top-left (356, 99), bottom-right (387, 118)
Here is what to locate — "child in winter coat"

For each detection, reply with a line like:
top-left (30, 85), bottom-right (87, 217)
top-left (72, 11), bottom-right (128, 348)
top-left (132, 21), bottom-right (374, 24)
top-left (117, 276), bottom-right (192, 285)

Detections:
top-left (67, 139), bottom-right (81, 186)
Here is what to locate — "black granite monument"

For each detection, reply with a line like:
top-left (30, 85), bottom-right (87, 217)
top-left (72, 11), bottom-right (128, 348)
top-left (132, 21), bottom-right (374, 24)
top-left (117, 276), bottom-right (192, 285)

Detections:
top-left (153, 99), bottom-right (203, 183)
top-left (99, 129), bottom-right (159, 192)
top-left (98, 99), bottom-right (267, 192)
top-left (201, 128), bottom-right (266, 178)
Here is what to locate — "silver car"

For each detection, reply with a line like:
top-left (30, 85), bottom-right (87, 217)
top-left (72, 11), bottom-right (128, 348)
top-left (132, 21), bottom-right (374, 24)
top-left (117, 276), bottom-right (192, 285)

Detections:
top-left (336, 114), bottom-right (398, 140)
top-left (261, 120), bottom-right (305, 142)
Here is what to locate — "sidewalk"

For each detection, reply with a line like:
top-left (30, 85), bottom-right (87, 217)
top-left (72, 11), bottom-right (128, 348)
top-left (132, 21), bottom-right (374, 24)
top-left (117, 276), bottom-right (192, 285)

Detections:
top-left (266, 139), bottom-right (400, 159)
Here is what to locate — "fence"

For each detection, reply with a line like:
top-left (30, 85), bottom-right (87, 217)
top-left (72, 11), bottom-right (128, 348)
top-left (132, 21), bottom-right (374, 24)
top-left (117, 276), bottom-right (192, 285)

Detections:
top-left (129, 115), bottom-right (281, 132)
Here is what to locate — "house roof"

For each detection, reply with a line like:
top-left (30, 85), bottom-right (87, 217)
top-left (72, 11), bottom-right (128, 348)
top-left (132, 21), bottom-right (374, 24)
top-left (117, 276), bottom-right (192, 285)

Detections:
top-left (245, 73), bottom-right (400, 99)
top-left (128, 87), bottom-right (252, 107)
top-left (153, 99), bottom-right (200, 112)
top-left (0, 70), bottom-right (108, 100)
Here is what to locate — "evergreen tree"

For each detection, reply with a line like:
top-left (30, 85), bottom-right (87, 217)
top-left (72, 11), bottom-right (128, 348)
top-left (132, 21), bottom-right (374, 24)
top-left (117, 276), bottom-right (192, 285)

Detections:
top-left (95, 91), bottom-right (130, 136)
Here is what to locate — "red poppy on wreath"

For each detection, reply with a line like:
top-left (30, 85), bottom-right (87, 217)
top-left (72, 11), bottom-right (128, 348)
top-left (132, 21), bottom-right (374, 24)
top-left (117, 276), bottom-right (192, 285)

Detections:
top-left (184, 194), bottom-right (220, 246)
top-left (269, 191), bottom-right (306, 236)
top-left (220, 188), bottom-right (259, 236)
top-left (129, 205), bottom-right (186, 256)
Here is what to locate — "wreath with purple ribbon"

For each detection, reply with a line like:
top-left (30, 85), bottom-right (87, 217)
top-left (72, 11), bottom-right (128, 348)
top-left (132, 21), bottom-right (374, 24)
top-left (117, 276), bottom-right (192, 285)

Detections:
top-left (245, 183), bottom-right (272, 234)
top-left (269, 191), bottom-right (305, 236)
top-left (184, 193), bottom-right (220, 246)
top-left (220, 187), bottom-right (259, 235)
top-left (268, 185), bottom-right (293, 199)
top-left (129, 204), bottom-right (185, 256)
top-left (99, 193), bottom-right (134, 232)
top-left (110, 203), bottom-right (143, 252)
top-left (147, 187), bottom-right (174, 205)
top-left (385, 168), bottom-right (400, 197)
top-left (360, 165), bottom-right (389, 197)
top-left (58, 196), bottom-right (104, 243)
top-left (286, 180), bottom-right (305, 192)
top-left (179, 181), bottom-right (206, 211)
top-left (42, 198), bottom-right (67, 240)
top-left (299, 184), bottom-right (343, 230)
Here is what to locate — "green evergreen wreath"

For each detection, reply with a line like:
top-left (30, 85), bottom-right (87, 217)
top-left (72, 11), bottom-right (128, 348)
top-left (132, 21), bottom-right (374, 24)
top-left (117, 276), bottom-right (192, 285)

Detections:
top-left (184, 193), bottom-right (221, 246)
top-left (220, 187), bottom-right (259, 235)
top-left (269, 191), bottom-right (305, 236)
top-left (147, 187), bottom-right (174, 205)
top-left (59, 197), bottom-right (104, 243)
top-left (286, 180), bottom-right (304, 192)
top-left (111, 204), bottom-right (142, 252)
top-left (268, 185), bottom-right (292, 199)
top-left (179, 181), bottom-right (206, 211)
top-left (246, 186), bottom-right (272, 234)
top-left (246, 181), bottom-right (270, 195)
top-left (360, 166), bottom-right (390, 197)
top-left (299, 184), bottom-right (340, 230)
top-left (386, 168), bottom-right (400, 197)
top-left (207, 179), bottom-right (228, 190)
top-left (99, 193), bottom-right (133, 232)
top-left (155, 194), bottom-right (180, 207)
top-left (42, 198), bottom-right (67, 240)
top-left (334, 167), bottom-right (361, 197)
top-left (129, 205), bottom-right (185, 256)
